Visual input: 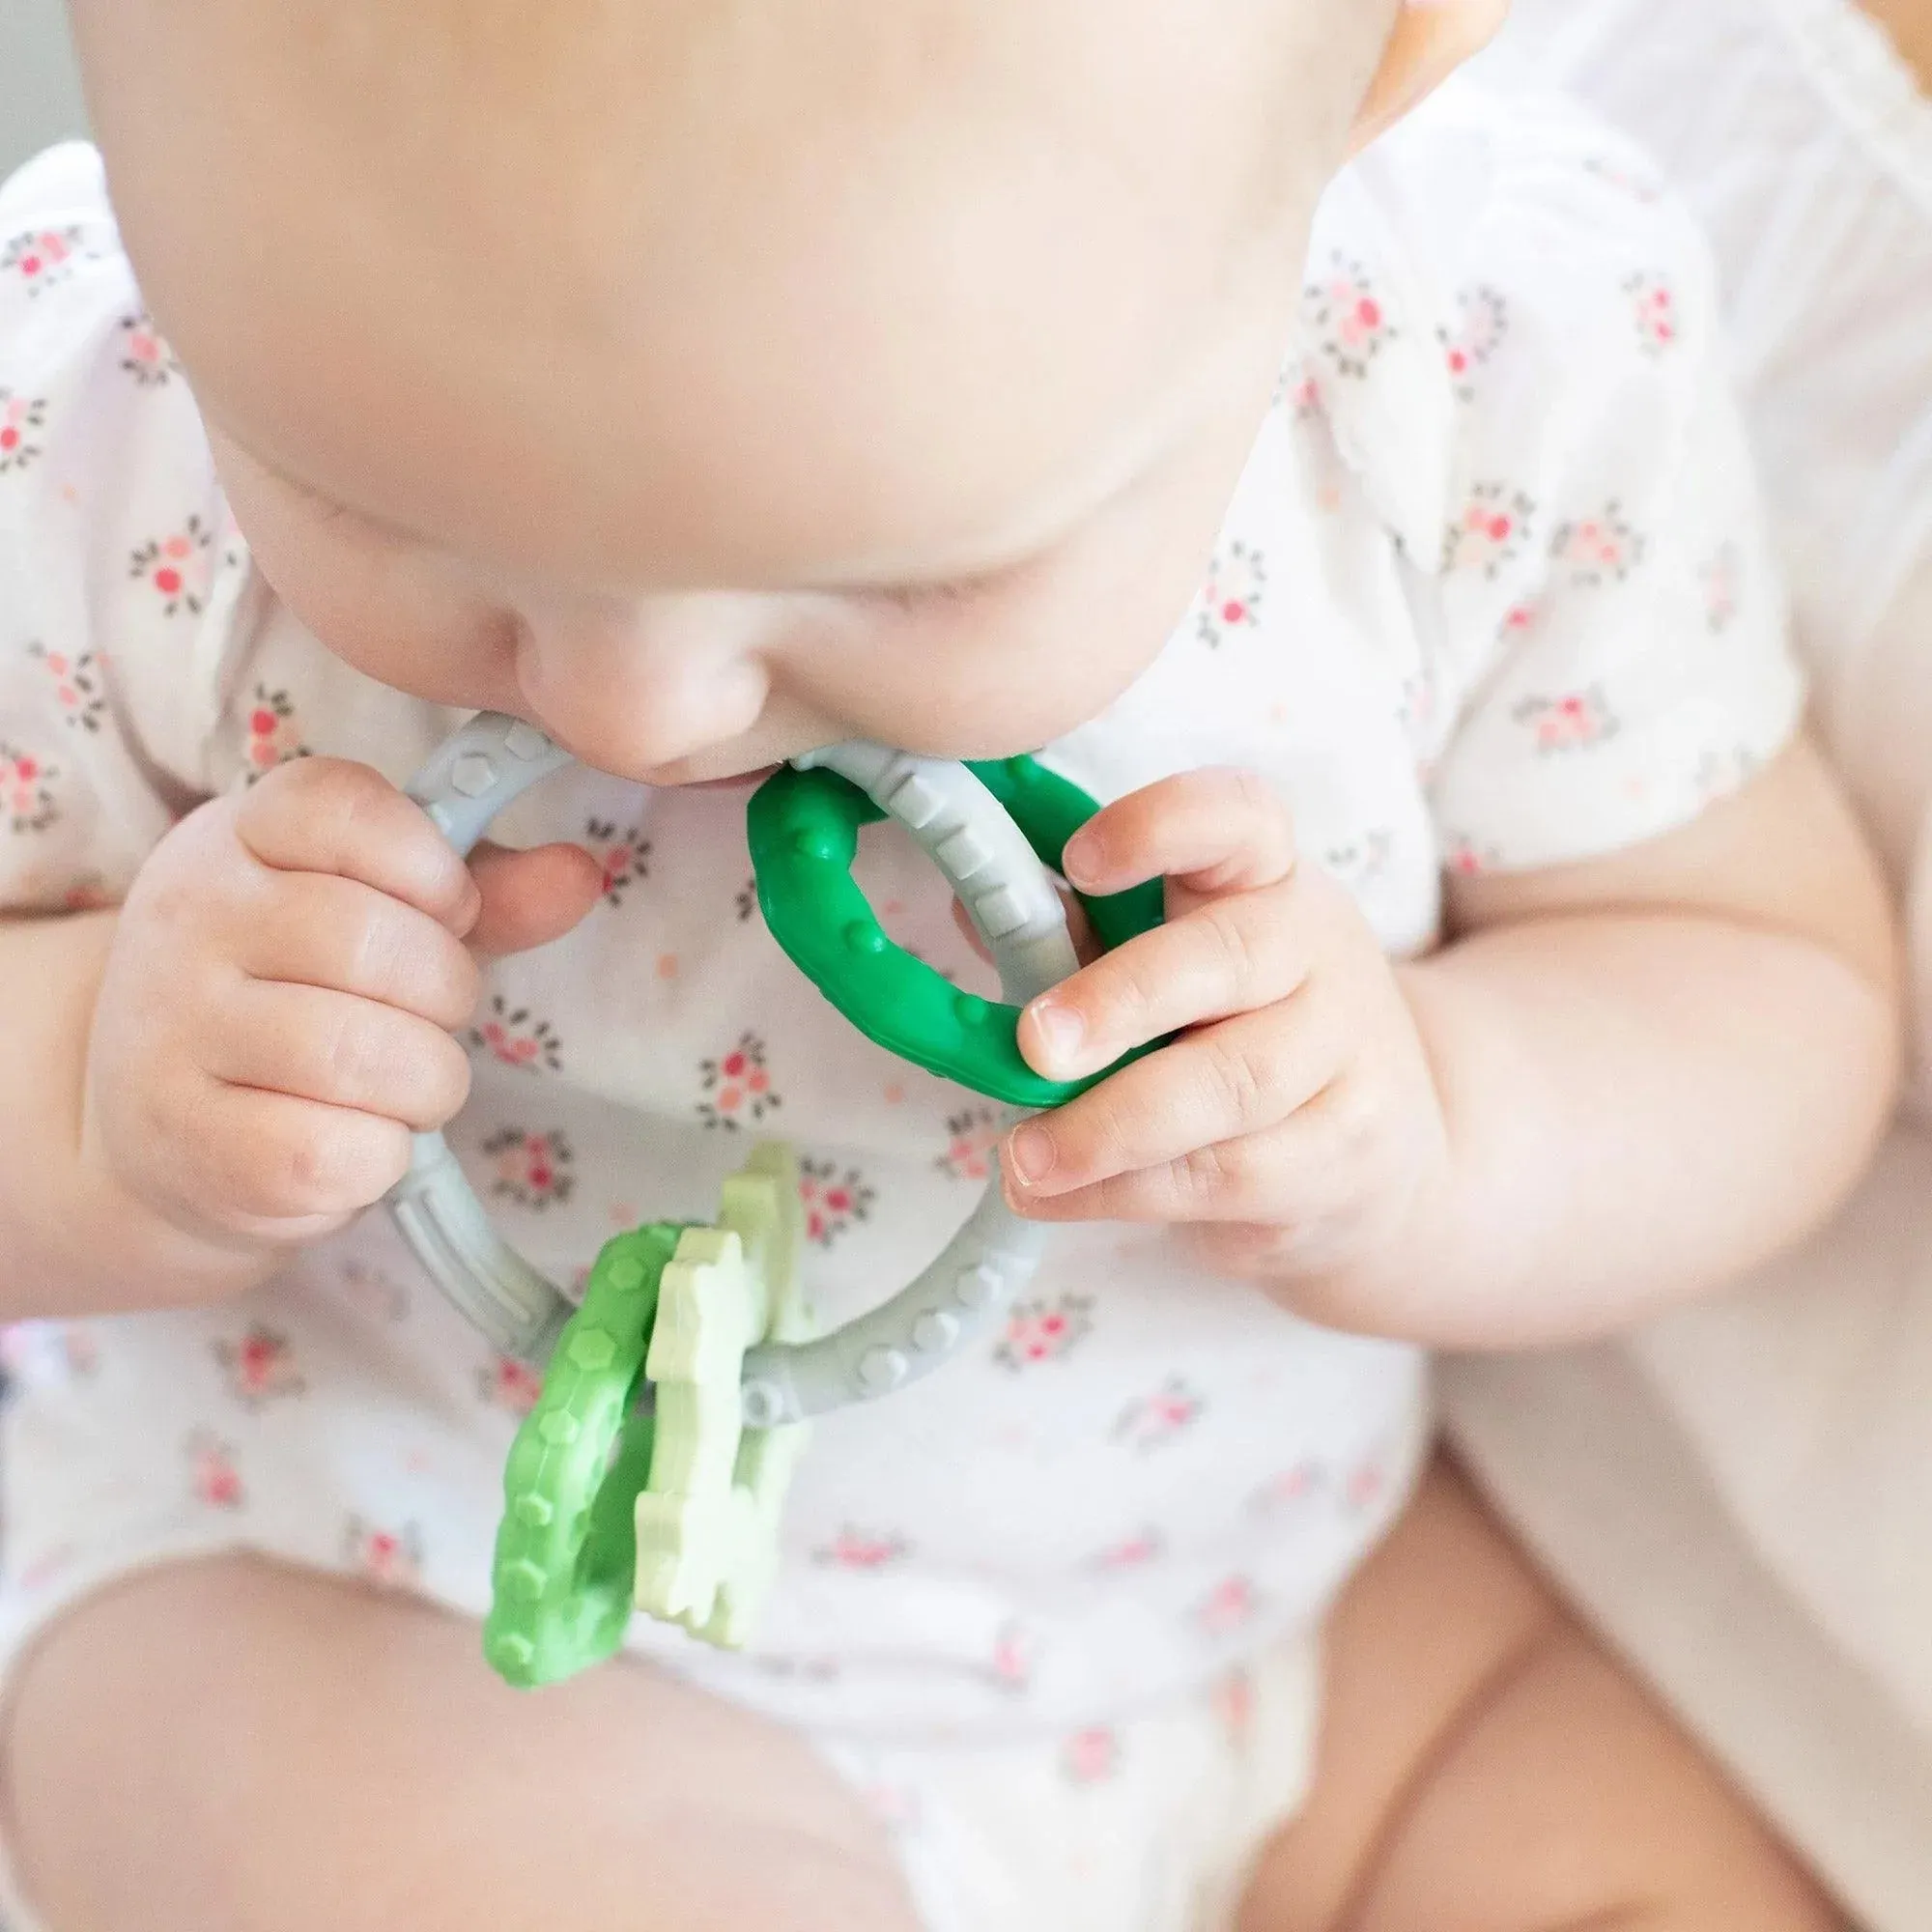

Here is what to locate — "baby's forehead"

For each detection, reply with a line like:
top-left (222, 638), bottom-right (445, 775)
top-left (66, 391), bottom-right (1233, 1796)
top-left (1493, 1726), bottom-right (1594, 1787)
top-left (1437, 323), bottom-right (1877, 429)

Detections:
top-left (73, 0), bottom-right (1379, 582)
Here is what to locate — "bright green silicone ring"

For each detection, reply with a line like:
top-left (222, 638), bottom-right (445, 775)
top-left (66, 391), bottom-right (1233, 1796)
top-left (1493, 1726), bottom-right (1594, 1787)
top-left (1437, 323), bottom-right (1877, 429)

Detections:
top-left (483, 1222), bottom-right (683, 1688)
top-left (748, 754), bottom-right (1165, 1109)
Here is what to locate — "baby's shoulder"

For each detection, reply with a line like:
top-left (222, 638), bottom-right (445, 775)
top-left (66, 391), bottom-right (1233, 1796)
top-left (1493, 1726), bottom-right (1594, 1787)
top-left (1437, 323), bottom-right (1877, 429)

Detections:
top-left (1299, 75), bottom-right (1732, 566)
top-left (1321, 72), bottom-right (1712, 344)
top-left (0, 143), bottom-right (455, 799)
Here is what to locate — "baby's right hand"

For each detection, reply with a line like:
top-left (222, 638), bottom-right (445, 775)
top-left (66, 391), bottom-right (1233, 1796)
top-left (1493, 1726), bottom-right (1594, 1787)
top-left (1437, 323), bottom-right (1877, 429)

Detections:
top-left (82, 756), bottom-right (599, 1256)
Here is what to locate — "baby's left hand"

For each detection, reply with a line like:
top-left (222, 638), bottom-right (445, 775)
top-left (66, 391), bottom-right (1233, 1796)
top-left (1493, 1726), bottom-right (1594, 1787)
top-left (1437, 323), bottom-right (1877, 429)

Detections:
top-left (1003, 769), bottom-right (1451, 1289)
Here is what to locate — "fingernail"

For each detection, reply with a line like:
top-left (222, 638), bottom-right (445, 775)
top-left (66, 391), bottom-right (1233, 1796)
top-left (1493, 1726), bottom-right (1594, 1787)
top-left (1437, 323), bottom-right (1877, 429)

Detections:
top-left (1061, 828), bottom-right (1102, 888)
top-left (1028, 999), bottom-right (1085, 1073)
top-left (1007, 1123), bottom-right (1055, 1188)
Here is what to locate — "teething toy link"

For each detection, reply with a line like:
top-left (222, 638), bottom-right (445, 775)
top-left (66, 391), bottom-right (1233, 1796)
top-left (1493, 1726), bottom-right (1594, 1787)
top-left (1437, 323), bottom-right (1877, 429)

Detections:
top-left (386, 713), bottom-right (1168, 1394)
top-left (635, 1146), bottom-right (814, 1644)
top-left (387, 712), bottom-right (1169, 1670)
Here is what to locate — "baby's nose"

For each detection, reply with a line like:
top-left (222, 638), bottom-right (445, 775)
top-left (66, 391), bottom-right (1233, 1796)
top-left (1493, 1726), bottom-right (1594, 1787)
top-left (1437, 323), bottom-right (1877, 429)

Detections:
top-left (512, 595), bottom-right (772, 775)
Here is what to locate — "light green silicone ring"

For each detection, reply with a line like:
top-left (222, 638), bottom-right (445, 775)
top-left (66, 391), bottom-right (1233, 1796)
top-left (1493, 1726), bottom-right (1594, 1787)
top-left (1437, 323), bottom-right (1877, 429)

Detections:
top-left (484, 1223), bottom-right (684, 1688)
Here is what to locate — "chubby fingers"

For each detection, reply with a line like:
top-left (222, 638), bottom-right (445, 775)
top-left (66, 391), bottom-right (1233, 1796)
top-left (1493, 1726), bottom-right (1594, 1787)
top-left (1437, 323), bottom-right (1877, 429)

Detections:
top-left (1018, 887), bottom-right (1312, 1085)
top-left (1006, 995), bottom-right (1343, 1203)
top-left (1016, 769), bottom-right (1301, 1084)
top-left (236, 756), bottom-right (482, 936)
top-left (1059, 767), bottom-right (1295, 901)
top-left (204, 978), bottom-right (474, 1131)
top-left (237, 870), bottom-right (481, 1028)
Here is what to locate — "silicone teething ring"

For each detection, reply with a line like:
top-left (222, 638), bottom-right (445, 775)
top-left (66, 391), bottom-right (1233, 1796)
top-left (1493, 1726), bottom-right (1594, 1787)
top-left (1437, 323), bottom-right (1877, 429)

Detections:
top-left (750, 751), bottom-right (1165, 1109)
top-left (384, 714), bottom-right (1158, 1424)
top-left (484, 1222), bottom-right (677, 1687)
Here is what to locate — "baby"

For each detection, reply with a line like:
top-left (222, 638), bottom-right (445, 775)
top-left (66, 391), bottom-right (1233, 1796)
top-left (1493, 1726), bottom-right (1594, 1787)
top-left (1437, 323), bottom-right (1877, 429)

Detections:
top-left (0, 0), bottom-right (1900, 1927)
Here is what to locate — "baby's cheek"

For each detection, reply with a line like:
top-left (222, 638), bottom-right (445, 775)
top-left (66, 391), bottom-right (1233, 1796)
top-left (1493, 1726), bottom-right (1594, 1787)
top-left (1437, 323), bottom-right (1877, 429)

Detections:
top-left (249, 518), bottom-right (510, 708)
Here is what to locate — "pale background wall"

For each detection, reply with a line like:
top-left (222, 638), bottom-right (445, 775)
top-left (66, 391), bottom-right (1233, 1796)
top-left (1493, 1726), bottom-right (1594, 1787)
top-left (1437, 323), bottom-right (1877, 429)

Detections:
top-left (1, 0), bottom-right (89, 179)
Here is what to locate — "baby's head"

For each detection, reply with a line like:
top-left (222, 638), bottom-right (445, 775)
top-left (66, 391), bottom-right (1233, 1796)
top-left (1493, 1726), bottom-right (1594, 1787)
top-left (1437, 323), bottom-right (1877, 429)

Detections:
top-left (71, 0), bottom-right (1499, 782)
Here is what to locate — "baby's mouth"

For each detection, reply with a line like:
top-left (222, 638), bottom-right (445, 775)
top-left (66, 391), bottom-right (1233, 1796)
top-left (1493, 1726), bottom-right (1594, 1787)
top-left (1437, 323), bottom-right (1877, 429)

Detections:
top-left (677, 766), bottom-right (780, 791)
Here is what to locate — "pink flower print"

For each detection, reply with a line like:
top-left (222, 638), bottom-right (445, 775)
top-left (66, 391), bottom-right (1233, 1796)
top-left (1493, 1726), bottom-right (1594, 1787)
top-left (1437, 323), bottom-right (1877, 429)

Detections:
top-left (994, 1293), bottom-right (1094, 1371)
top-left (1195, 1575), bottom-right (1261, 1640)
top-left (213, 1323), bottom-right (306, 1407)
top-left (471, 994), bottom-right (564, 1072)
top-left (1626, 271), bottom-right (1679, 354)
top-left (129, 515), bottom-right (214, 617)
top-left (0, 389), bottom-right (45, 472)
top-left (118, 310), bottom-right (180, 386)
top-left (186, 1429), bottom-right (245, 1510)
top-left (1062, 1726), bottom-right (1122, 1787)
top-left (344, 1516), bottom-right (425, 1590)
top-left (28, 642), bottom-right (104, 732)
top-left (1113, 1376), bottom-right (1206, 1453)
top-left (735, 875), bottom-right (759, 922)
top-left (798, 1157), bottom-right (874, 1246)
top-left (1, 225), bottom-right (89, 295)
top-left (990, 1621), bottom-right (1037, 1693)
top-left (1194, 540), bottom-right (1266, 648)
top-left (583, 816), bottom-right (651, 907)
top-left (1, 742), bottom-right (59, 833)
top-left (697, 1032), bottom-right (781, 1129)
top-left (1249, 1462), bottom-right (1323, 1518)
top-left (1440, 833), bottom-right (1499, 878)
top-left (1440, 285), bottom-right (1508, 399)
top-left (1090, 1527), bottom-right (1166, 1571)
top-left (1550, 501), bottom-right (1644, 585)
top-left (483, 1125), bottom-right (575, 1209)
top-left (1501, 600), bottom-right (1541, 640)
top-left (1443, 483), bottom-right (1535, 578)
top-left (856, 1782), bottom-right (923, 1835)
top-left (813, 1525), bottom-right (910, 1571)
top-left (242, 683), bottom-right (309, 779)
top-left (1514, 687), bottom-right (1620, 755)
top-left (1212, 1665), bottom-right (1257, 1751)
top-left (1701, 542), bottom-right (1742, 633)
top-left (478, 1353), bottom-right (545, 1417)
top-left (1303, 253), bottom-right (1397, 379)
top-left (937, 1105), bottom-right (1009, 1182)
top-left (1272, 356), bottom-right (1321, 418)
top-left (1347, 1459), bottom-right (1389, 1514)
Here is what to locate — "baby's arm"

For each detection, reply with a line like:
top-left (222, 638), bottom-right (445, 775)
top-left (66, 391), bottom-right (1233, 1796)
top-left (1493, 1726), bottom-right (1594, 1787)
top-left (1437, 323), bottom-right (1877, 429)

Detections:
top-left (1003, 731), bottom-right (1899, 1348)
top-left (1396, 728), bottom-right (1897, 1343)
top-left (0, 757), bottom-right (597, 1321)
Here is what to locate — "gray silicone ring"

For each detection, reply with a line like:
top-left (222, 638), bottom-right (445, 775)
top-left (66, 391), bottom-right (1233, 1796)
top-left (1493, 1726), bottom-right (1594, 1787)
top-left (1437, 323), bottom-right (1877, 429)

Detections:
top-left (386, 715), bottom-right (1056, 1414)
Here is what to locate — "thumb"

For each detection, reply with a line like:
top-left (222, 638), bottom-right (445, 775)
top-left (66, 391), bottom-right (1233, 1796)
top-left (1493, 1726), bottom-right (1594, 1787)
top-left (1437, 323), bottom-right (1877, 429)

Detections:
top-left (464, 840), bottom-right (604, 957)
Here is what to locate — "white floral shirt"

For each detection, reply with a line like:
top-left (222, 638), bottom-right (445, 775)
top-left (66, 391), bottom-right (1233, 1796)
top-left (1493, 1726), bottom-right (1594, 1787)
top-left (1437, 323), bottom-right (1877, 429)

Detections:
top-left (0, 76), bottom-right (1801, 1740)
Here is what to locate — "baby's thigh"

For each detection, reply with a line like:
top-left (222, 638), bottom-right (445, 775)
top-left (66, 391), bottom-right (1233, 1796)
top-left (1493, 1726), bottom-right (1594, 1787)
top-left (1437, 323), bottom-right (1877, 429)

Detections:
top-left (1238, 1459), bottom-right (1845, 1932)
top-left (1, 1555), bottom-right (918, 1932)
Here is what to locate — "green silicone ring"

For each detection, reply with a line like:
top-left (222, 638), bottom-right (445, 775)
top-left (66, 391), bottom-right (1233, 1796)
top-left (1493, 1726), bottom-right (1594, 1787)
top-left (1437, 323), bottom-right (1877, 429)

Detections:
top-left (484, 1222), bottom-right (684, 1688)
top-left (748, 753), bottom-right (1165, 1108)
